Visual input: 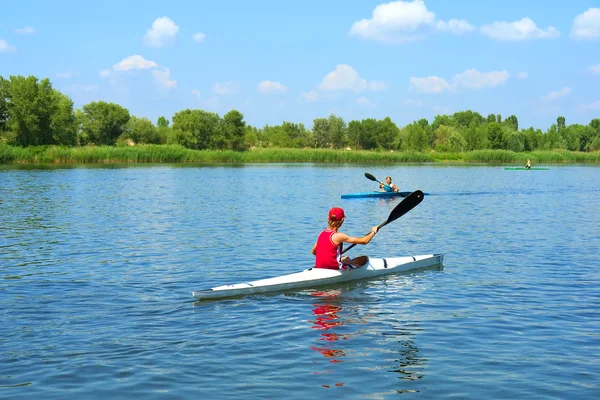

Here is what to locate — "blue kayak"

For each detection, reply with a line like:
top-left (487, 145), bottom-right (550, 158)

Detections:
top-left (341, 191), bottom-right (427, 199)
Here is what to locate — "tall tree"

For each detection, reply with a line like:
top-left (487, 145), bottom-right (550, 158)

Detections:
top-left (171, 109), bottom-right (220, 149)
top-left (312, 118), bottom-right (330, 148)
top-left (221, 109), bottom-right (246, 150)
top-left (5, 76), bottom-right (59, 146)
top-left (80, 101), bottom-right (130, 145)
top-left (504, 115), bottom-right (518, 131)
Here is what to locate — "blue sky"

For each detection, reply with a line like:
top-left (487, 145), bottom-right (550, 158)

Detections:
top-left (1, 0), bottom-right (599, 130)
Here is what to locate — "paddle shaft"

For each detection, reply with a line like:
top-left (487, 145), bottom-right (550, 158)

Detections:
top-left (341, 190), bottom-right (424, 255)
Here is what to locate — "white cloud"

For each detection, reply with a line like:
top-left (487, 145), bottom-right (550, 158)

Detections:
top-left (152, 67), bottom-right (176, 89)
top-left (14, 26), bottom-right (35, 35)
top-left (300, 91), bottom-right (319, 102)
top-left (318, 64), bottom-right (386, 92)
top-left (257, 80), bottom-right (288, 94)
top-left (192, 89), bottom-right (201, 98)
top-left (409, 76), bottom-right (451, 93)
top-left (144, 17), bottom-right (179, 47)
top-left (436, 19), bottom-right (476, 35)
top-left (410, 68), bottom-right (509, 93)
top-left (0, 39), bottom-right (16, 53)
top-left (113, 55), bottom-right (158, 71)
top-left (349, 0), bottom-right (474, 42)
top-left (452, 69), bottom-right (510, 89)
top-left (192, 32), bottom-right (206, 43)
top-left (516, 71), bottom-right (529, 79)
top-left (480, 17), bottom-right (560, 40)
top-left (100, 55), bottom-right (175, 90)
top-left (213, 81), bottom-right (239, 95)
top-left (580, 100), bottom-right (600, 111)
top-left (588, 64), bottom-right (600, 74)
top-left (356, 96), bottom-right (375, 108)
top-left (571, 8), bottom-right (600, 39)
top-left (540, 87), bottom-right (572, 102)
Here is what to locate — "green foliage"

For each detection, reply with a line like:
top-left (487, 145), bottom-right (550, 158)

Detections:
top-left (171, 109), bottom-right (220, 149)
top-left (487, 122), bottom-right (504, 149)
top-left (1, 75), bottom-right (76, 146)
top-left (124, 116), bottom-right (160, 144)
top-left (80, 101), bottom-right (130, 145)
top-left (222, 110), bottom-right (247, 151)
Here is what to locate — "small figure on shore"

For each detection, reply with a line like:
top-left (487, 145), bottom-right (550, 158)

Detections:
top-left (525, 159), bottom-right (531, 170)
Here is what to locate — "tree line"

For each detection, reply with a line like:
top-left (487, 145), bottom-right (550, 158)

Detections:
top-left (2, 74), bottom-right (600, 152)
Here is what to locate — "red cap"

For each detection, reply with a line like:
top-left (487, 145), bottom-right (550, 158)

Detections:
top-left (329, 207), bottom-right (346, 221)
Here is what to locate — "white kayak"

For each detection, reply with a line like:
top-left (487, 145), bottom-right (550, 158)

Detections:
top-left (192, 253), bottom-right (444, 300)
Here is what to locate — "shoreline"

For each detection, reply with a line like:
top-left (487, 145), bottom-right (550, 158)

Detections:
top-left (1, 144), bottom-right (599, 165)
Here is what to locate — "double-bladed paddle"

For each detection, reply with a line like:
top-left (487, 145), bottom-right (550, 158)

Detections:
top-left (341, 189), bottom-right (424, 254)
top-left (364, 172), bottom-right (382, 184)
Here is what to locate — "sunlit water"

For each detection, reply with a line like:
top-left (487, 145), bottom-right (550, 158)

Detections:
top-left (1, 163), bottom-right (599, 399)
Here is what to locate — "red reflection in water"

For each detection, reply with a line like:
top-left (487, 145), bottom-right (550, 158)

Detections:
top-left (309, 291), bottom-right (346, 365)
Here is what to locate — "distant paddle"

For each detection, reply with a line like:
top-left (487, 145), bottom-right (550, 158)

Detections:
top-left (342, 189), bottom-right (424, 254)
top-left (364, 172), bottom-right (382, 184)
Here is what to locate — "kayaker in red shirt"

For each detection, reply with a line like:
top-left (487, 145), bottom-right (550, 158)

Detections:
top-left (311, 207), bottom-right (378, 270)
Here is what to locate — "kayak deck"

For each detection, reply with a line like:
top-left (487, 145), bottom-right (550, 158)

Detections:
top-left (504, 167), bottom-right (549, 170)
top-left (192, 254), bottom-right (444, 300)
top-left (341, 191), bottom-right (428, 199)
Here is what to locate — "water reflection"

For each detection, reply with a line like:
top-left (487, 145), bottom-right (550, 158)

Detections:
top-left (306, 285), bottom-right (429, 392)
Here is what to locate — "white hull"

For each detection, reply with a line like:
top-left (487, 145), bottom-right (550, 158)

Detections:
top-left (192, 254), bottom-right (444, 300)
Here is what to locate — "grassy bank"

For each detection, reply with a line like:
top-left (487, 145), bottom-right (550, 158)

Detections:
top-left (1, 144), bottom-right (599, 164)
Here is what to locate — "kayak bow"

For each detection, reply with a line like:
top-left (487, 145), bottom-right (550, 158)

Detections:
top-left (192, 254), bottom-right (444, 300)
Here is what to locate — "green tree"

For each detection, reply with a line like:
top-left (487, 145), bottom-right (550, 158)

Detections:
top-left (433, 125), bottom-right (457, 151)
top-left (487, 122), bottom-right (504, 149)
top-left (328, 114), bottom-right (347, 149)
top-left (521, 127), bottom-right (543, 151)
top-left (404, 123), bottom-right (428, 151)
top-left (5, 76), bottom-right (59, 146)
top-left (157, 116), bottom-right (169, 128)
top-left (0, 77), bottom-right (8, 134)
top-left (504, 115), bottom-right (518, 131)
top-left (447, 130), bottom-right (467, 152)
top-left (347, 120), bottom-right (361, 149)
top-left (486, 114), bottom-right (496, 123)
top-left (377, 117), bottom-right (399, 149)
top-left (312, 118), bottom-right (330, 148)
top-left (453, 110), bottom-right (484, 129)
top-left (463, 121), bottom-right (489, 150)
top-left (80, 101), bottom-right (130, 145)
top-left (221, 109), bottom-right (246, 150)
top-left (125, 116), bottom-right (159, 144)
top-left (504, 130), bottom-right (525, 152)
top-left (360, 118), bottom-right (379, 150)
top-left (171, 109), bottom-right (220, 149)
top-left (51, 93), bottom-right (77, 146)
top-left (557, 116), bottom-right (566, 129)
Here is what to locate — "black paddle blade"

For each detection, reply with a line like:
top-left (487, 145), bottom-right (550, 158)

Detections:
top-left (342, 189), bottom-right (424, 255)
top-left (364, 172), bottom-right (379, 182)
top-left (380, 190), bottom-right (424, 228)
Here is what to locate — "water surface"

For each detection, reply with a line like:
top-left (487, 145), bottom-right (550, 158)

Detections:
top-left (1, 163), bottom-right (599, 398)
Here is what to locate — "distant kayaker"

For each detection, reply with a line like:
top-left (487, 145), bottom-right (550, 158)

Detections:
top-left (525, 159), bottom-right (531, 170)
top-left (379, 176), bottom-right (399, 192)
top-left (312, 207), bottom-right (378, 270)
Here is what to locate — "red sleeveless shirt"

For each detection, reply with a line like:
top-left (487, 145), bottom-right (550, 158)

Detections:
top-left (315, 229), bottom-right (343, 270)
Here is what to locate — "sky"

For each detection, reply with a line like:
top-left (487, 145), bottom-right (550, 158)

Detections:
top-left (1, 0), bottom-right (599, 130)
